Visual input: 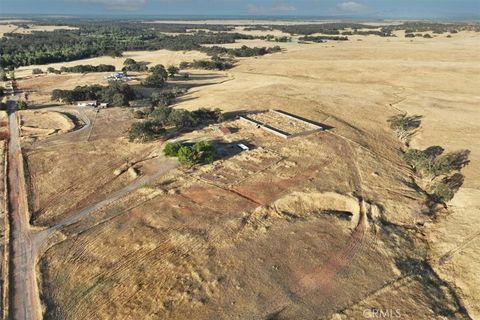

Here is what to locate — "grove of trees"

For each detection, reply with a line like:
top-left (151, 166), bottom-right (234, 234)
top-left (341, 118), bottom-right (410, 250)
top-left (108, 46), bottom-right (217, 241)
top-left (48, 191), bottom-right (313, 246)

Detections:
top-left (143, 64), bottom-right (168, 88)
top-left (163, 140), bottom-right (215, 167)
top-left (52, 82), bottom-right (135, 106)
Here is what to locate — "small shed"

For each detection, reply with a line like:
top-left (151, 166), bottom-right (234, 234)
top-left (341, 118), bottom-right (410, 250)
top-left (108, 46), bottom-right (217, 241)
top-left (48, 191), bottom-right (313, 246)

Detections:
top-left (237, 143), bottom-right (249, 151)
top-left (77, 100), bottom-right (97, 107)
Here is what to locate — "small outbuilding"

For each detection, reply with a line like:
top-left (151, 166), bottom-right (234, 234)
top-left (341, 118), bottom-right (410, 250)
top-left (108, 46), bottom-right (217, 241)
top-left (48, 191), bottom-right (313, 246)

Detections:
top-left (77, 100), bottom-right (97, 107)
top-left (237, 143), bottom-right (249, 151)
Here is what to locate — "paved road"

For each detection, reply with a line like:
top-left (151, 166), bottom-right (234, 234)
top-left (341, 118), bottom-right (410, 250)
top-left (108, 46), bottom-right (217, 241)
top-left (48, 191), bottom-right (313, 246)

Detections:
top-left (6, 100), bottom-right (43, 320)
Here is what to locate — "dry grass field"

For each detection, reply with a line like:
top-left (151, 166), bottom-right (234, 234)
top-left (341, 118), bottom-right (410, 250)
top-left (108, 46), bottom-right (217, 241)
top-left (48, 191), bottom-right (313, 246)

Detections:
top-left (12, 28), bottom-right (480, 319)
top-left (15, 49), bottom-right (208, 80)
top-left (0, 23), bottom-right (76, 36)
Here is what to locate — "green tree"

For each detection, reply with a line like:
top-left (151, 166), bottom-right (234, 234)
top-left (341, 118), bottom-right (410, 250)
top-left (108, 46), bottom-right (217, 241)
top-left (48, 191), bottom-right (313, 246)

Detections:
top-left (175, 141), bottom-right (215, 167)
top-left (16, 100), bottom-right (28, 110)
top-left (123, 58), bottom-right (136, 66)
top-left (143, 72), bottom-right (166, 88)
top-left (167, 65), bottom-right (179, 78)
top-left (387, 114), bottom-right (422, 143)
top-left (0, 69), bottom-right (8, 81)
top-left (111, 93), bottom-right (129, 107)
top-left (128, 120), bottom-right (165, 142)
top-left (433, 183), bottom-right (455, 203)
top-left (150, 106), bottom-right (172, 125)
top-left (194, 140), bottom-right (215, 164)
top-left (163, 142), bottom-right (182, 156)
top-left (167, 109), bottom-right (196, 127)
top-left (149, 64), bottom-right (168, 80)
top-left (177, 146), bottom-right (198, 167)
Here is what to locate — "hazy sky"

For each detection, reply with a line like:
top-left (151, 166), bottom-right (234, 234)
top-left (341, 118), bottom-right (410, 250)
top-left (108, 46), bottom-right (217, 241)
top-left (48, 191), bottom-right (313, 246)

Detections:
top-left (1, 0), bottom-right (479, 18)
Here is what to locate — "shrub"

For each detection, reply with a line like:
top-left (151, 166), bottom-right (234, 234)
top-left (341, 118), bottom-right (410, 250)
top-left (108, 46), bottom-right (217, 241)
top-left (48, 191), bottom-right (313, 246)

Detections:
top-left (191, 108), bottom-right (222, 123)
top-left (177, 141), bottom-right (215, 166)
top-left (433, 182), bottom-right (456, 203)
top-left (32, 68), bottom-right (43, 74)
top-left (168, 140), bottom-right (216, 167)
top-left (163, 142), bottom-right (182, 156)
top-left (387, 114), bottom-right (422, 142)
top-left (15, 100), bottom-right (28, 110)
top-left (177, 146), bottom-right (198, 166)
top-left (193, 140), bottom-right (215, 164)
top-left (47, 67), bottom-right (61, 74)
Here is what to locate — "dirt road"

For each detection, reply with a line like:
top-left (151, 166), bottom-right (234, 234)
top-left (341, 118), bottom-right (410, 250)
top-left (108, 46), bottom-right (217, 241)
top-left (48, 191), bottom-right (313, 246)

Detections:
top-left (6, 100), bottom-right (43, 320)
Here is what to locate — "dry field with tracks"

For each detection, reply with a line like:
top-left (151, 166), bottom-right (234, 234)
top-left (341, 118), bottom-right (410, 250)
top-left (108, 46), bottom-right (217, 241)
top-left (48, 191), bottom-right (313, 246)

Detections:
top-left (14, 29), bottom-right (480, 319)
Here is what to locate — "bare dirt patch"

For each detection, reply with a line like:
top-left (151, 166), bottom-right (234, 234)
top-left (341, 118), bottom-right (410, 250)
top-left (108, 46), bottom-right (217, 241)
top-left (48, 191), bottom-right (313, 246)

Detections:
top-left (19, 110), bottom-right (78, 141)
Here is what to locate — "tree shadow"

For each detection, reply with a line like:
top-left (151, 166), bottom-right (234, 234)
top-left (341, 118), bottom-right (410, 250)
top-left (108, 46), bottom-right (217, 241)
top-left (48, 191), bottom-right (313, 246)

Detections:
top-left (423, 145), bottom-right (444, 158)
top-left (394, 257), bottom-right (469, 318)
top-left (442, 173), bottom-right (464, 193)
top-left (445, 149), bottom-right (470, 170)
top-left (212, 138), bottom-right (255, 160)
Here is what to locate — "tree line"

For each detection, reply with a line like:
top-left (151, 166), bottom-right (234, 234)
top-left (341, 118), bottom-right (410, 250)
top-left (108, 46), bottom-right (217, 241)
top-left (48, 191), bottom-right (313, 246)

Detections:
top-left (33, 64), bottom-right (116, 75)
top-left (0, 22), bottom-right (260, 69)
top-left (51, 82), bottom-right (135, 106)
top-left (299, 35), bottom-right (349, 42)
top-left (388, 113), bottom-right (470, 205)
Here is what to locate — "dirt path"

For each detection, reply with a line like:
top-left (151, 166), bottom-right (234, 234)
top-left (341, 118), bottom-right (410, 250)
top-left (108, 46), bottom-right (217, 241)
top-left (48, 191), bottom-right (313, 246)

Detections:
top-left (6, 100), bottom-right (43, 320)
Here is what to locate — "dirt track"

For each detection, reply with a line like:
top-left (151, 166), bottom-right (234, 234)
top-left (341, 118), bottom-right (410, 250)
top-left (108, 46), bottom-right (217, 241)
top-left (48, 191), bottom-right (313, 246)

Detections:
top-left (6, 100), bottom-right (43, 320)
